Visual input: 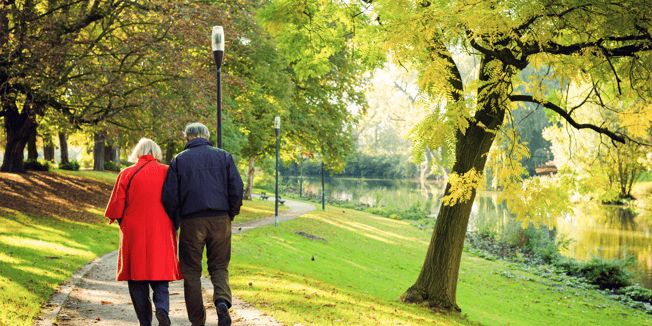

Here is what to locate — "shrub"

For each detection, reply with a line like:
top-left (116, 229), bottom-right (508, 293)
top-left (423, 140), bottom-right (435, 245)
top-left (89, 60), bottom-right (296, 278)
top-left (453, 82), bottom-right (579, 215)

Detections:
top-left (23, 159), bottom-right (50, 171)
top-left (553, 256), bottom-right (635, 289)
top-left (104, 161), bottom-right (120, 171)
top-left (576, 257), bottom-right (635, 289)
top-left (520, 227), bottom-right (572, 263)
top-left (77, 151), bottom-right (93, 168)
top-left (618, 285), bottom-right (652, 303)
top-left (58, 160), bottom-right (80, 171)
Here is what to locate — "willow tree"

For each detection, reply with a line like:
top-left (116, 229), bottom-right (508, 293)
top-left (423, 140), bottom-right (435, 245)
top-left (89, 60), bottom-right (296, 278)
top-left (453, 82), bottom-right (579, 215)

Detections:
top-left (262, 0), bottom-right (652, 311)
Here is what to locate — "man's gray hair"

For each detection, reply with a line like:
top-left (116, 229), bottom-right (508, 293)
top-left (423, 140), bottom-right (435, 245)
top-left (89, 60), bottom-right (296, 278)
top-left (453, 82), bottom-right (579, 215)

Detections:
top-left (183, 122), bottom-right (210, 140)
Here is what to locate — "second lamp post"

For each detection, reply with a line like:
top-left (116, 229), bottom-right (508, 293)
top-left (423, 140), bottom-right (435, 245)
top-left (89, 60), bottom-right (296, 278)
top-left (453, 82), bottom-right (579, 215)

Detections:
top-left (274, 116), bottom-right (280, 226)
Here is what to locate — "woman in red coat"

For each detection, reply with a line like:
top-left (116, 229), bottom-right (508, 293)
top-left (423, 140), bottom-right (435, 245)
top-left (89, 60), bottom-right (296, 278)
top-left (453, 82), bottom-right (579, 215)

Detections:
top-left (105, 138), bottom-right (183, 326)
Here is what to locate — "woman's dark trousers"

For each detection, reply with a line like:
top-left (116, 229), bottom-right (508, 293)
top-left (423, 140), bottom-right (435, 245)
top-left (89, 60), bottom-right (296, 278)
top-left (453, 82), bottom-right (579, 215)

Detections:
top-left (128, 280), bottom-right (170, 326)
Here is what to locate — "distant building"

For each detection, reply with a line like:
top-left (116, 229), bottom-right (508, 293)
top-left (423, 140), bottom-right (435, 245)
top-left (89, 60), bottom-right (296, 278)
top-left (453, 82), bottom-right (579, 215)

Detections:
top-left (535, 160), bottom-right (558, 176)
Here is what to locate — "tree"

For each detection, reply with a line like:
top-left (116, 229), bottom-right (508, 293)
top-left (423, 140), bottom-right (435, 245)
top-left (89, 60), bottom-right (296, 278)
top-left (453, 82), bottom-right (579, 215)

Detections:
top-left (544, 97), bottom-right (646, 201)
top-left (0, 0), bottom-right (182, 173)
top-left (261, 0), bottom-right (652, 312)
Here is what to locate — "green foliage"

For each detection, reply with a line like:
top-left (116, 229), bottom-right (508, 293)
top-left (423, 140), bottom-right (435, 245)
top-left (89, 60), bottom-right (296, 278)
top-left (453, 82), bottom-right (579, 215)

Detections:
top-left (279, 152), bottom-right (418, 179)
top-left (518, 227), bottom-right (572, 263)
top-left (618, 285), bottom-right (652, 303)
top-left (544, 107), bottom-right (647, 201)
top-left (554, 256), bottom-right (636, 290)
top-left (77, 151), bottom-right (93, 169)
top-left (103, 161), bottom-right (120, 172)
top-left (58, 159), bottom-right (80, 171)
top-left (22, 159), bottom-right (50, 172)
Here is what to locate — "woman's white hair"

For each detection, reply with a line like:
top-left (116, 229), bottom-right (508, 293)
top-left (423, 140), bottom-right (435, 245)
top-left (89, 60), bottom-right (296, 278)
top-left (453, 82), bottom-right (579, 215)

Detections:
top-left (183, 122), bottom-right (210, 140)
top-left (128, 138), bottom-right (163, 163)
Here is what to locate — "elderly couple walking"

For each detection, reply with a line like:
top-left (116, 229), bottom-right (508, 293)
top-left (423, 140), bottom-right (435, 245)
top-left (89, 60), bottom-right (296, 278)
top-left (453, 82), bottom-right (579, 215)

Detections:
top-left (104, 123), bottom-right (244, 326)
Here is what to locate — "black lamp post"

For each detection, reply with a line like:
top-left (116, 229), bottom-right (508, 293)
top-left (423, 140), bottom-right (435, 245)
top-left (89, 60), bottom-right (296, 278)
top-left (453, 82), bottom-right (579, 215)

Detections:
top-left (212, 26), bottom-right (225, 148)
top-left (321, 159), bottom-right (325, 211)
top-left (275, 116), bottom-right (281, 226)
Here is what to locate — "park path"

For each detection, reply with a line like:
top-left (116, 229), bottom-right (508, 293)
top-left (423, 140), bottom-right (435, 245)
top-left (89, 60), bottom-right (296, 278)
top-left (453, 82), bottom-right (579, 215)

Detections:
top-left (34, 197), bottom-right (315, 326)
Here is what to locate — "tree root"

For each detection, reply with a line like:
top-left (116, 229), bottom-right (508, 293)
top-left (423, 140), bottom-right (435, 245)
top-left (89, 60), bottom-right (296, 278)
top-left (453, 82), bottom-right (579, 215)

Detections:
top-left (399, 285), bottom-right (462, 313)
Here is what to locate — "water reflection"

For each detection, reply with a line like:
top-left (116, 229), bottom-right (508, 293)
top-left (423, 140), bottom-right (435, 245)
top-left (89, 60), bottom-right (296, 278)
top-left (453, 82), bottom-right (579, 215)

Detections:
top-left (557, 204), bottom-right (652, 289)
top-left (282, 176), bottom-right (652, 289)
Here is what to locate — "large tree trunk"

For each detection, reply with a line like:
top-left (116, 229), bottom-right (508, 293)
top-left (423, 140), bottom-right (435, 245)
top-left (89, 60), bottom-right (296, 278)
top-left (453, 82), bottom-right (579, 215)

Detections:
top-left (93, 132), bottom-right (105, 171)
top-left (1, 102), bottom-right (37, 173)
top-left (59, 132), bottom-right (69, 164)
top-left (27, 129), bottom-right (38, 160)
top-left (244, 156), bottom-right (255, 200)
top-left (43, 134), bottom-right (55, 161)
top-left (399, 55), bottom-right (508, 311)
top-left (104, 143), bottom-right (115, 163)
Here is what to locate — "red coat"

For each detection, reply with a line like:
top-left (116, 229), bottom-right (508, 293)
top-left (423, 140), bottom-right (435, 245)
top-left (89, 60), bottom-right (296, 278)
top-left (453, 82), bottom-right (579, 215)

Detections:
top-left (105, 155), bottom-right (183, 281)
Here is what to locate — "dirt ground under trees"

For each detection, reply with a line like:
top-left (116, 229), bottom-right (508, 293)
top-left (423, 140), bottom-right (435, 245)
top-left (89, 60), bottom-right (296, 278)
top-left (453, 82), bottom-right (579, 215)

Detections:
top-left (0, 171), bottom-right (114, 223)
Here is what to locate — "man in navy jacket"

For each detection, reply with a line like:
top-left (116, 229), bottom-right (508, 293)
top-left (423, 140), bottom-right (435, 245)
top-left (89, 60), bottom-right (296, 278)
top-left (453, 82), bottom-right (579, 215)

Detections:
top-left (162, 122), bottom-right (243, 326)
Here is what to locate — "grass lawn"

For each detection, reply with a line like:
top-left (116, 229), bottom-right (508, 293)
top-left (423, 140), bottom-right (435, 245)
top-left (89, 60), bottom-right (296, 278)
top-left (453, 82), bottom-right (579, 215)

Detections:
top-left (237, 198), bottom-right (290, 224)
top-left (0, 209), bottom-right (119, 326)
top-left (0, 169), bottom-right (120, 326)
top-left (228, 205), bottom-right (652, 325)
top-left (53, 168), bottom-right (121, 184)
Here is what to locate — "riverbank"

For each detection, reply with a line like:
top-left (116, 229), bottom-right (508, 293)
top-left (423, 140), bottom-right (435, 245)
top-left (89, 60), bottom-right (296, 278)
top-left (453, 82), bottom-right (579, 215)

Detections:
top-left (287, 188), bottom-right (652, 317)
top-left (230, 202), bottom-right (651, 325)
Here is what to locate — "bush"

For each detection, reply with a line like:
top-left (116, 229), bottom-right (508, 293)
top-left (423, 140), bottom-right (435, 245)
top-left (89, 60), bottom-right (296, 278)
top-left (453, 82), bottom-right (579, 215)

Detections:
top-left (77, 151), bottom-right (93, 168)
top-left (618, 285), bottom-right (652, 303)
top-left (23, 159), bottom-right (50, 171)
top-left (104, 161), bottom-right (120, 171)
top-left (553, 256), bottom-right (635, 289)
top-left (58, 160), bottom-right (80, 171)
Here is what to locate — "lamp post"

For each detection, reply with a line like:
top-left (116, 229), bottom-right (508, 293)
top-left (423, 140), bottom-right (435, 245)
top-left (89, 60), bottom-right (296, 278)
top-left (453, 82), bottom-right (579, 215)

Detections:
top-left (299, 157), bottom-right (303, 198)
top-left (321, 159), bottom-right (325, 211)
top-left (275, 116), bottom-right (281, 226)
top-left (211, 26), bottom-right (225, 148)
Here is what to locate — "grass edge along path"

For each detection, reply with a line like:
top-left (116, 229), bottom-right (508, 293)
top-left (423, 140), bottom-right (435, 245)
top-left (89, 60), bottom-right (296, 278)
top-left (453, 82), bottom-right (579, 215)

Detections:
top-left (229, 204), bottom-right (652, 325)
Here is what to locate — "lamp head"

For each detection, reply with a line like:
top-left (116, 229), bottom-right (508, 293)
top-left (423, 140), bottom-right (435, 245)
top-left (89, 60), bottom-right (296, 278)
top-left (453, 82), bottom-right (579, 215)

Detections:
top-left (274, 116), bottom-right (281, 130)
top-left (212, 26), bottom-right (224, 69)
top-left (212, 26), bottom-right (224, 52)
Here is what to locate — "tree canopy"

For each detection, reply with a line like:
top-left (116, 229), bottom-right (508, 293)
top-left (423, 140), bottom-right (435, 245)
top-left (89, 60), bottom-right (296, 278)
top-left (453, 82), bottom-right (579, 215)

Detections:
top-left (260, 0), bottom-right (652, 311)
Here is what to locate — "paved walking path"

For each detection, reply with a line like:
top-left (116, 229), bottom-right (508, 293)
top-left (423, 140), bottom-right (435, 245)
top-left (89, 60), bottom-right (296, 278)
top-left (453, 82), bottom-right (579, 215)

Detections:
top-left (34, 198), bottom-right (315, 326)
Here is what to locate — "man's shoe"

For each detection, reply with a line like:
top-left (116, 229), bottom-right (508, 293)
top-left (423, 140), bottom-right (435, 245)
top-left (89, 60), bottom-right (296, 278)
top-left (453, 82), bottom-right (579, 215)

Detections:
top-left (216, 302), bottom-right (231, 326)
top-left (155, 308), bottom-right (171, 326)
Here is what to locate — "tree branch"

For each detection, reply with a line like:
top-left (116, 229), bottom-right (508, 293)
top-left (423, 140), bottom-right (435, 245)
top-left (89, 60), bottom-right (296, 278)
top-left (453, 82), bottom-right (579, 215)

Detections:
top-left (510, 94), bottom-right (626, 144)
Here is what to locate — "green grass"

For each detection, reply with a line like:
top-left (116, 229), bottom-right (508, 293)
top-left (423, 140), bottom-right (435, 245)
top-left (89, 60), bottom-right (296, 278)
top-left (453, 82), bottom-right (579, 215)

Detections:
top-left (238, 198), bottom-right (290, 224)
top-left (228, 205), bottom-right (652, 325)
top-left (52, 168), bottom-right (119, 184)
top-left (0, 208), bottom-right (119, 326)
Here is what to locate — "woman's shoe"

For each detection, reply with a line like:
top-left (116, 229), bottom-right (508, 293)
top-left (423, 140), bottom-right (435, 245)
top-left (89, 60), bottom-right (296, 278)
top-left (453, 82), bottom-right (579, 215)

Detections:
top-left (155, 308), bottom-right (171, 326)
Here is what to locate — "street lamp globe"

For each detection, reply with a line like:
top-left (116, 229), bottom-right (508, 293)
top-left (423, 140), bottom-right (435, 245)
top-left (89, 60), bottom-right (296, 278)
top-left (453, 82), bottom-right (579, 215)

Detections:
top-left (212, 26), bottom-right (224, 69)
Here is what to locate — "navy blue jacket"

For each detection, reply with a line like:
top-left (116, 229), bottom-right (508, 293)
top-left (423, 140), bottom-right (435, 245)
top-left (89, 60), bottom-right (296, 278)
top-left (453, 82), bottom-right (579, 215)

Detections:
top-left (161, 138), bottom-right (244, 229)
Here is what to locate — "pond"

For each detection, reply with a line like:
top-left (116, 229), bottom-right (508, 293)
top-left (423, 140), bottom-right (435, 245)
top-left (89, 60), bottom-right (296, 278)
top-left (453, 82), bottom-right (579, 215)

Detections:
top-left (282, 176), bottom-right (652, 290)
